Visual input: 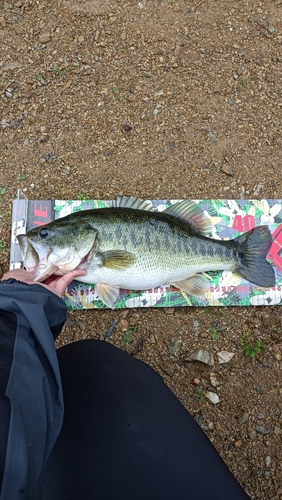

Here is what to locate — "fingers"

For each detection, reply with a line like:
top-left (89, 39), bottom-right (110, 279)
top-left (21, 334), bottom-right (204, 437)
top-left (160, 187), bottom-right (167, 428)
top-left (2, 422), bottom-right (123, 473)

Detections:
top-left (50, 269), bottom-right (87, 297)
top-left (1, 268), bottom-right (87, 298)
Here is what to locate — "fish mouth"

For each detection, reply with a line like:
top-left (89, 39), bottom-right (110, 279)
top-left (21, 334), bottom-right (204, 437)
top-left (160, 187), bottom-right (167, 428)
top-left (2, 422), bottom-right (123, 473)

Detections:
top-left (17, 232), bottom-right (97, 281)
top-left (17, 233), bottom-right (59, 281)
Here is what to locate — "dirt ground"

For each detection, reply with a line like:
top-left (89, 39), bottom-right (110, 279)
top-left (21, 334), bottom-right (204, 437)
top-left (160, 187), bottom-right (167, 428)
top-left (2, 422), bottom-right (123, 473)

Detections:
top-left (1, 0), bottom-right (282, 498)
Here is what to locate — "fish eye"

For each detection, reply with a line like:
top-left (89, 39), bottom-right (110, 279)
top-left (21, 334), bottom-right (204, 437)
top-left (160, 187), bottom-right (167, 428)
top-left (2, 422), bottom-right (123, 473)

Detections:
top-left (39, 228), bottom-right (50, 239)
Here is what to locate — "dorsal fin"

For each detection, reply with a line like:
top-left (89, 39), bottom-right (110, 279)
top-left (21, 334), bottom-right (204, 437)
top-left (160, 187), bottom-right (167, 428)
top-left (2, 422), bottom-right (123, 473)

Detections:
top-left (113, 195), bottom-right (156, 212)
top-left (164, 200), bottom-right (212, 236)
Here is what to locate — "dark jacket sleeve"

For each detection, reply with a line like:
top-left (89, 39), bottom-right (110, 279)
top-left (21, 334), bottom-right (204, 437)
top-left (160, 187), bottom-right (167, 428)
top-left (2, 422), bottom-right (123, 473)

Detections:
top-left (0, 279), bottom-right (67, 500)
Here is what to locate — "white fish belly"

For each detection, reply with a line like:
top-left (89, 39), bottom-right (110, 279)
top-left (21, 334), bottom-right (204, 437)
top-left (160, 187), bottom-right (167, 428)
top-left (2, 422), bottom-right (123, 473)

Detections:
top-left (78, 253), bottom-right (235, 289)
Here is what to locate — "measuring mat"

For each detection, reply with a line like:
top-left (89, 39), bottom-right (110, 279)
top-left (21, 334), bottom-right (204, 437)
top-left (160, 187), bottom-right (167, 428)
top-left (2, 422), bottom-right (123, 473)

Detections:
top-left (10, 191), bottom-right (282, 309)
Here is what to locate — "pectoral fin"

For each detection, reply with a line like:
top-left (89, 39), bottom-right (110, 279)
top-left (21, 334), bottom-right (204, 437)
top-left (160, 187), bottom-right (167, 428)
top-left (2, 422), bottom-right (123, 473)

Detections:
top-left (100, 250), bottom-right (136, 270)
top-left (96, 282), bottom-right (120, 309)
top-left (171, 274), bottom-right (209, 297)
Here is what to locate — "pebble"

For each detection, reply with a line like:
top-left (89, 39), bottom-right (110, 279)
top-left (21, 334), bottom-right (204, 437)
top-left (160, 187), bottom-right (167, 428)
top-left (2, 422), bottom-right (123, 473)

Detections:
top-left (264, 470), bottom-right (270, 480)
top-left (193, 319), bottom-right (199, 331)
top-left (167, 338), bottom-right (182, 357)
top-left (235, 439), bottom-right (243, 448)
top-left (5, 92), bottom-right (13, 99)
top-left (160, 362), bottom-right (175, 377)
top-left (217, 351), bottom-right (234, 364)
top-left (190, 349), bottom-right (214, 366)
top-left (258, 412), bottom-right (265, 420)
top-left (255, 385), bottom-right (263, 395)
top-left (256, 425), bottom-right (270, 435)
top-left (194, 413), bottom-right (203, 426)
top-left (238, 413), bottom-right (249, 426)
top-left (2, 62), bottom-right (21, 70)
top-left (10, 117), bottom-right (23, 129)
top-left (206, 391), bottom-right (220, 404)
top-left (247, 427), bottom-right (257, 440)
top-left (39, 32), bottom-right (51, 43)
top-left (265, 456), bottom-right (271, 468)
top-left (210, 372), bottom-right (220, 387)
top-left (273, 426), bottom-right (281, 436)
top-left (221, 165), bottom-right (233, 176)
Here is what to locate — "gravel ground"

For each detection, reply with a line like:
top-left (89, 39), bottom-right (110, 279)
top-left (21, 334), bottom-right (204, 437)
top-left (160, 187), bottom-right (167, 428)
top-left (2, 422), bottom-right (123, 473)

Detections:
top-left (1, 0), bottom-right (282, 498)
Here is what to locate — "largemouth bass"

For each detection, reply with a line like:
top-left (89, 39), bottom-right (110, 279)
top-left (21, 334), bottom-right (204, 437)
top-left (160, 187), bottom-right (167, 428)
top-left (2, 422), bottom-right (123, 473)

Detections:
top-left (17, 197), bottom-right (275, 308)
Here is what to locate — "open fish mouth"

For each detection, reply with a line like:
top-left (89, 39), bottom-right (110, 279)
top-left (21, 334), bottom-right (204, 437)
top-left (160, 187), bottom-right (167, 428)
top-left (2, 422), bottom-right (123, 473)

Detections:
top-left (17, 232), bottom-right (97, 282)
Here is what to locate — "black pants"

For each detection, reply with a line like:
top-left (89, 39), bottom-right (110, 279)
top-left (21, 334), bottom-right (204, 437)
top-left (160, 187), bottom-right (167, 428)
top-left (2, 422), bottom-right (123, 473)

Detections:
top-left (42, 340), bottom-right (249, 499)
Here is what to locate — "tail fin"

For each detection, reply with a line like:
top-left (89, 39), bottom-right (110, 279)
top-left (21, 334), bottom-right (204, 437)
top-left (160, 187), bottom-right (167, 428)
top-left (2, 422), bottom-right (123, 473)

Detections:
top-left (235, 225), bottom-right (275, 287)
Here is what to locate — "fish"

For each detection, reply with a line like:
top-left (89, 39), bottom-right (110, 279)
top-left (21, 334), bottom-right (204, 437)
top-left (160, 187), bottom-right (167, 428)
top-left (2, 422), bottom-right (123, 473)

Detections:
top-left (17, 196), bottom-right (276, 308)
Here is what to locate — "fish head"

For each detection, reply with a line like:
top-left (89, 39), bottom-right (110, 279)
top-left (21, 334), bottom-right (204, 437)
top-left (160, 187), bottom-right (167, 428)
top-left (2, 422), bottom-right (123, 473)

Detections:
top-left (17, 218), bottom-right (98, 281)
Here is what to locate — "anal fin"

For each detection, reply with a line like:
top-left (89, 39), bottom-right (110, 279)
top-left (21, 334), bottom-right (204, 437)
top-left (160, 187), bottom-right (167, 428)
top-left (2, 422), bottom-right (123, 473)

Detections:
top-left (171, 274), bottom-right (209, 297)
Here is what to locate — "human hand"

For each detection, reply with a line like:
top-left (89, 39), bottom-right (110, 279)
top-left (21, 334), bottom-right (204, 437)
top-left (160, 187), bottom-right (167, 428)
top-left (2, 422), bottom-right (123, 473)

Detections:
top-left (1, 269), bottom-right (87, 298)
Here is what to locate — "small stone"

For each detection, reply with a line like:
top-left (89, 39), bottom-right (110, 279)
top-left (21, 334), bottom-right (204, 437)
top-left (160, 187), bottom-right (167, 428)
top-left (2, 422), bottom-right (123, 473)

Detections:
top-left (256, 425), bottom-right (270, 435)
top-left (216, 422), bottom-right (225, 437)
top-left (255, 385), bottom-right (263, 394)
top-left (238, 413), bottom-right (249, 426)
top-left (193, 319), bottom-right (199, 330)
top-left (264, 470), bottom-right (270, 480)
top-left (78, 320), bottom-right (86, 331)
top-left (160, 362), bottom-right (175, 377)
top-left (258, 412), bottom-right (265, 420)
top-left (168, 338), bottom-right (182, 357)
top-left (149, 334), bottom-right (156, 343)
top-left (237, 66), bottom-right (243, 75)
top-left (5, 92), bottom-right (13, 99)
top-left (121, 32), bottom-right (126, 40)
top-left (39, 32), bottom-right (51, 43)
top-left (217, 351), bottom-right (235, 364)
top-left (123, 124), bottom-right (132, 132)
top-left (210, 372), bottom-right (220, 387)
top-left (221, 164), bottom-right (233, 176)
top-left (274, 426), bottom-right (281, 436)
top-left (235, 439), bottom-right (243, 448)
top-left (265, 456), bottom-right (271, 468)
top-left (247, 427), bottom-right (257, 440)
top-left (163, 308), bottom-right (175, 315)
top-left (116, 319), bottom-right (129, 332)
top-left (206, 391), bottom-right (219, 404)
top-left (194, 413), bottom-right (203, 426)
top-left (0, 16), bottom-right (7, 27)
top-left (3, 62), bottom-right (21, 70)
top-left (190, 349), bottom-right (214, 366)
top-left (10, 117), bottom-right (23, 130)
